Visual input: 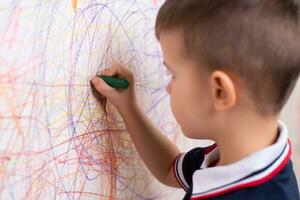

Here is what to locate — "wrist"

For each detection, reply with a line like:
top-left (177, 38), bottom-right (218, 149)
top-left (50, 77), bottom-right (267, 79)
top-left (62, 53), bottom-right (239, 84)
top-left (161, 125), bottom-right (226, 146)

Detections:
top-left (118, 99), bottom-right (140, 117)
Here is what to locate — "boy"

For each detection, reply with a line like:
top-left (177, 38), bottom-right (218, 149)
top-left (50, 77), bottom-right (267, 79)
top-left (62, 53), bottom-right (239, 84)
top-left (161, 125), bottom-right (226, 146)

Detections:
top-left (91, 0), bottom-right (300, 199)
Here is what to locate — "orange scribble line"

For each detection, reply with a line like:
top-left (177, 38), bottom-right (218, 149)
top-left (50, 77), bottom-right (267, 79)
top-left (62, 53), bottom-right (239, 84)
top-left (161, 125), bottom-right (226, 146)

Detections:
top-left (72, 0), bottom-right (78, 12)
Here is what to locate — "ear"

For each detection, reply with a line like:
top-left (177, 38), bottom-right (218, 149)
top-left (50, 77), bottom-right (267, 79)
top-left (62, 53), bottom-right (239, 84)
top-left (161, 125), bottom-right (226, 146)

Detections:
top-left (210, 70), bottom-right (237, 111)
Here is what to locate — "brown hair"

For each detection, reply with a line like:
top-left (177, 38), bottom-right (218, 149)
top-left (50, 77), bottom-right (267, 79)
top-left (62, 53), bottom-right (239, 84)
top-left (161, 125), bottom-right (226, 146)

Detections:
top-left (155, 0), bottom-right (300, 115)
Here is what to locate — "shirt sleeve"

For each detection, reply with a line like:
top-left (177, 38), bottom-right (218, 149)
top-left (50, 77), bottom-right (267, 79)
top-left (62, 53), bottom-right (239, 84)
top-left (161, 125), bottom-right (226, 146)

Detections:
top-left (173, 147), bottom-right (205, 191)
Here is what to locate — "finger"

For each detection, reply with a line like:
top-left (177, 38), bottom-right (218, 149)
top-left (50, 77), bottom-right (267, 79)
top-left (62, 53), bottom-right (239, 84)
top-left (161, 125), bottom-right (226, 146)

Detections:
top-left (99, 68), bottom-right (116, 76)
top-left (100, 62), bottom-right (134, 82)
top-left (90, 80), bottom-right (105, 100)
top-left (112, 61), bottom-right (134, 81)
top-left (91, 76), bottom-right (114, 96)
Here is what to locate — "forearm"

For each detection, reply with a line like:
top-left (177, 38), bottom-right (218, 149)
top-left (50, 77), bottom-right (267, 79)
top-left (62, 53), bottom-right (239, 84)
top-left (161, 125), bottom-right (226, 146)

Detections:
top-left (118, 104), bottom-right (181, 187)
top-left (91, 63), bottom-right (180, 187)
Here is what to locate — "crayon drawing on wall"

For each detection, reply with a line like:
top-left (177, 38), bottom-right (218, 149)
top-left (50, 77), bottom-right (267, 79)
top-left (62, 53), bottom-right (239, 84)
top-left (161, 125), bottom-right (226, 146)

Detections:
top-left (0, 0), bottom-right (187, 199)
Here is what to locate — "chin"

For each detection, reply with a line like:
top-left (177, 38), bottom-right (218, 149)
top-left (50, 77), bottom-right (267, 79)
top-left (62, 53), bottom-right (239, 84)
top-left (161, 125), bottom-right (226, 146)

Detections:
top-left (181, 127), bottom-right (198, 139)
top-left (181, 127), bottom-right (210, 139)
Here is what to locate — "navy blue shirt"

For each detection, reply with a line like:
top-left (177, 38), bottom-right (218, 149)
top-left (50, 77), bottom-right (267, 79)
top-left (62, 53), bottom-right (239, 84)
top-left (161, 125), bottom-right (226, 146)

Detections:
top-left (173, 122), bottom-right (300, 200)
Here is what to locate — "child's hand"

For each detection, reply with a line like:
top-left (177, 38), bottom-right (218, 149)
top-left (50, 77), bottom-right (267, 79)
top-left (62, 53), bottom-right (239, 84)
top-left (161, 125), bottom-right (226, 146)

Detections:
top-left (92, 62), bottom-right (181, 189)
top-left (91, 61), bottom-right (138, 114)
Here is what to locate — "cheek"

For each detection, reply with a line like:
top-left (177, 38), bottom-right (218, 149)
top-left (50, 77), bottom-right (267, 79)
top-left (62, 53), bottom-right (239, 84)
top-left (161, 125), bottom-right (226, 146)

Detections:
top-left (169, 86), bottom-right (211, 138)
top-left (169, 87), bottom-right (189, 128)
top-left (170, 95), bottom-right (195, 137)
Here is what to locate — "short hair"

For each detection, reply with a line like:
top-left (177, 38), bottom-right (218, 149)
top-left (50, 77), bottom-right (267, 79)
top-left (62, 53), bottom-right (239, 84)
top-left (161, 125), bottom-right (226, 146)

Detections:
top-left (155, 0), bottom-right (300, 115)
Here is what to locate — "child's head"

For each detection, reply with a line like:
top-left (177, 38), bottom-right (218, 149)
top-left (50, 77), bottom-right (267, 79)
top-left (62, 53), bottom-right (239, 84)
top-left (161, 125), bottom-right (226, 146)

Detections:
top-left (155, 0), bottom-right (300, 138)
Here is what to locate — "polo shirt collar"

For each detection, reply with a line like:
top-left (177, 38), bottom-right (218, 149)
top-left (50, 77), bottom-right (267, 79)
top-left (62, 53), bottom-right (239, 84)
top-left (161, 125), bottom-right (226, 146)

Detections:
top-left (191, 121), bottom-right (291, 199)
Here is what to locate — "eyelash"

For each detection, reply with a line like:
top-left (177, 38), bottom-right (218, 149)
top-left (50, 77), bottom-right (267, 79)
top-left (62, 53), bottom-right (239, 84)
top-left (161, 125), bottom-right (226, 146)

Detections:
top-left (164, 68), bottom-right (174, 78)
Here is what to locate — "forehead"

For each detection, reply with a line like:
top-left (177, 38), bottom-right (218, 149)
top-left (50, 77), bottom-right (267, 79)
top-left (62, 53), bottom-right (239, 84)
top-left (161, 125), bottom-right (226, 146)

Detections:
top-left (160, 31), bottom-right (211, 90)
top-left (158, 30), bottom-right (188, 59)
top-left (158, 30), bottom-right (209, 75)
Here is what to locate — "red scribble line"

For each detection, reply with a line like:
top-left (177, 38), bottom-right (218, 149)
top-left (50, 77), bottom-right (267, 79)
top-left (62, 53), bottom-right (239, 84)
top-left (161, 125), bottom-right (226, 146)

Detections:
top-left (0, 7), bottom-right (21, 49)
top-left (0, 54), bottom-right (41, 82)
top-left (0, 1), bottom-right (171, 199)
top-left (0, 82), bottom-right (90, 88)
top-left (0, 125), bottom-right (126, 156)
top-left (58, 190), bottom-right (113, 198)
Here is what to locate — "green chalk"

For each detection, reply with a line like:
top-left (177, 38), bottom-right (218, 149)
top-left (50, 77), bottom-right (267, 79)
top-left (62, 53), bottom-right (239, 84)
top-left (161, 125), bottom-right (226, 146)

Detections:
top-left (98, 75), bottom-right (129, 89)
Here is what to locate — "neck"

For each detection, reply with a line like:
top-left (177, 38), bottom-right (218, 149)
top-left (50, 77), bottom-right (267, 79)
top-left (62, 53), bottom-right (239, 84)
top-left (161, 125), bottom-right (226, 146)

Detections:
top-left (215, 114), bottom-right (279, 166)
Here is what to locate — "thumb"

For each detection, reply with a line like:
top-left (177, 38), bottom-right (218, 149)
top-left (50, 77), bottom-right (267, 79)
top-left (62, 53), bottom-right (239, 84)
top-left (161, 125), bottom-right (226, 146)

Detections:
top-left (100, 68), bottom-right (115, 76)
top-left (113, 61), bottom-right (134, 82)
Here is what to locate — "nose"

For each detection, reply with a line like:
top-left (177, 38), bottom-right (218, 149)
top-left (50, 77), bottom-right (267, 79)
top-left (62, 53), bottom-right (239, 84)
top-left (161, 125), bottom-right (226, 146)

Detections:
top-left (166, 82), bottom-right (172, 94)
